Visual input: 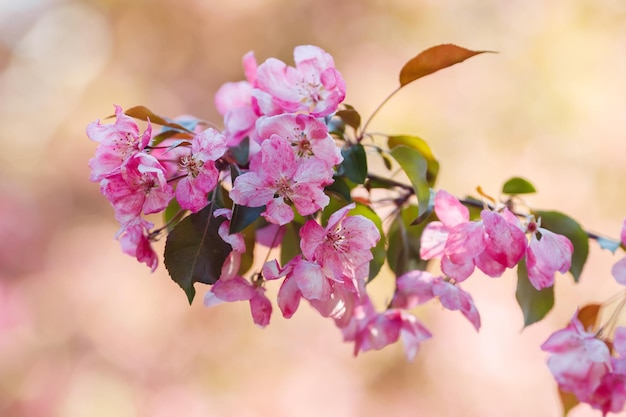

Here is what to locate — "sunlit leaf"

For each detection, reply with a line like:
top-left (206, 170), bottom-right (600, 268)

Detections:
top-left (399, 44), bottom-right (494, 87)
top-left (388, 135), bottom-right (439, 186)
top-left (502, 177), bottom-right (537, 195)
top-left (535, 210), bottom-right (589, 282)
top-left (340, 143), bottom-right (368, 184)
top-left (123, 105), bottom-right (194, 132)
top-left (239, 223), bottom-right (257, 276)
top-left (163, 197), bottom-right (183, 232)
top-left (389, 145), bottom-right (430, 219)
top-left (164, 205), bottom-right (232, 304)
top-left (516, 258), bottom-right (555, 327)
top-left (577, 303), bottom-right (601, 332)
top-left (387, 205), bottom-right (430, 276)
top-left (280, 222), bottom-right (302, 266)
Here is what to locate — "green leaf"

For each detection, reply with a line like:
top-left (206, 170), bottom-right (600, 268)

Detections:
top-left (340, 143), bottom-right (368, 184)
top-left (399, 44), bottom-right (494, 87)
top-left (388, 135), bottom-right (439, 186)
top-left (230, 204), bottom-right (265, 234)
top-left (389, 145), bottom-right (431, 219)
top-left (123, 105), bottom-right (194, 132)
top-left (335, 109), bottom-right (361, 131)
top-left (238, 223), bottom-right (257, 276)
top-left (164, 205), bottom-right (232, 304)
top-left (325, 175), bottom-right (353, 202)
top-left (516, 257), bottom-right (555, 327)
top-left (163, 197), bottom-right (183, 232)
top-left (280, 222), bottom-right (302, 266)
top-left (535, 210), bottom-right (589, 282)
top-left (387, 205), bottom-right (430, 276)
top-left (502, 177), bottom-right (537, 195)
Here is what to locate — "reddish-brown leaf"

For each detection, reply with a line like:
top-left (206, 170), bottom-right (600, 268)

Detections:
top-left (558, 388), bottom-right (580, 417)
top-left (577, 303), bottom-right (601, 331)
top-left (399, 44), bottom-right (494, 87)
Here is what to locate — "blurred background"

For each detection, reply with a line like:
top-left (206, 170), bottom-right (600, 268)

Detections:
top-left (1, 0), bottom-right (626, 416)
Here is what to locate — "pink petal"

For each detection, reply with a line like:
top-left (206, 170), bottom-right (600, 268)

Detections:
top-left (293, 259), bottom-right (331, 301)
top-left (612, 257), bottom-right (626, 285)
top-left (434, 189), bottom-right (469, 227)
top-left (481, 210), bottom-right (526, 268)
top-left (419, 221), bottom-right (448, 260)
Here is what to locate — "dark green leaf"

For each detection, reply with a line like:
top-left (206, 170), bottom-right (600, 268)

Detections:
top-left (399, 44), bottom-right (494, 87)
top-left (389, 145), bottom-right (430, 219)
top-left (164, 205), bottom-right (232, 304)
top-left (388, 135), bottom-right (439, 186)
top-left (377, 149), bottom-right (393, 171)
top-left (229, 136), bottom-right (250, 166)
top-left (340, 144), bottom-right (368, 184)
top-left (123, 105), bottom-right (193, 132)
top-left (230, 204), bottom-right (265, 234)
top-left (335, 109), bottom-right (361, 131)
top-left (535, 210), bottom-right (589, 282)
top-left (280, 222), bottom-right (302, 266)
top-left (387, 205), bottom-right (430, 276)
top-left (516, 258), bottom-right (555, 327)
top-left (325, 175), bottom-right (353, 202)
top-left (502, 177), bottom-right (537, 195)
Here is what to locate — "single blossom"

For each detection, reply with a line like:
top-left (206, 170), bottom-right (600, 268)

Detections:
top-left (175, 128), bottom-right (228, 212)
top-left (203, 242), bottom-right (272, 328)
top-left (116, 217), bottom-right (158, 271)
top-left (87, 105), bottom-right (152, 182)
top-left (541, 314), bottom-right (612, 402)
top-left (254, 45), bottom-right (346, 117)
top-left (525, 225), bottom-right (573, 290)
top-left (229, 136), bottom-right (332, 225)
top-left (299, 203), bottom-right (380, 284)
top-left (100, 153), bottom-right (174, 225)
top-left (215, 52), bottom-right (269, 146)
top-left (256, 113), bottom-right (342, 167)
top-left (391, 270), bottom-right (481, 331)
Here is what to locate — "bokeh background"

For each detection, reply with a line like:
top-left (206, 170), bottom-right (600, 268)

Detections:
top-left (1, 0), bottom-right (626, 416)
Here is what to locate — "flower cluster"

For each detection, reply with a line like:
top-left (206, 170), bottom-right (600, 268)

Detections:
top-left (542, 315), bottom-right (626, 415)
top-left (87, 43), bottom-right (626, 415)
top-left (420, 190), bottom-right (574, 290)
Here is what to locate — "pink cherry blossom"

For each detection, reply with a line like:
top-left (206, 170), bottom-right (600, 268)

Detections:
top-left (215, 52), bottom-right (267, 146)
top-left (100, 153), bottom-right (174, 225)
top-left (391, 270), bottom-right (481, 331)
top-left (586, 327), bottom-right (626, 415)
top-left (256, 113), bottom-right (342, 167)
top-left (254, 45), bottom-right (346, 117)
top-left (341, 294), bottom-right (432, 361)
top-left (174, 128), bottom-right (228, 212)
top-left (526, 226), bottom-right (573, 290)
top-left (87, 105), bottom-right (152, 182)
top-left (204, 245), bottom-right (272, 328)
top-left (541, 314), bottom-right (611, 402)
top-left (299, 203), bottom-right (380, 284)
top-left (229, 136), bottom-right (332, 225)
top-left (116, 217), bottom-right (158, 271)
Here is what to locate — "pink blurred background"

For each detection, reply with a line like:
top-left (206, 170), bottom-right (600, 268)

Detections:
top-left (1, 0), bottom-right (626, 416)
